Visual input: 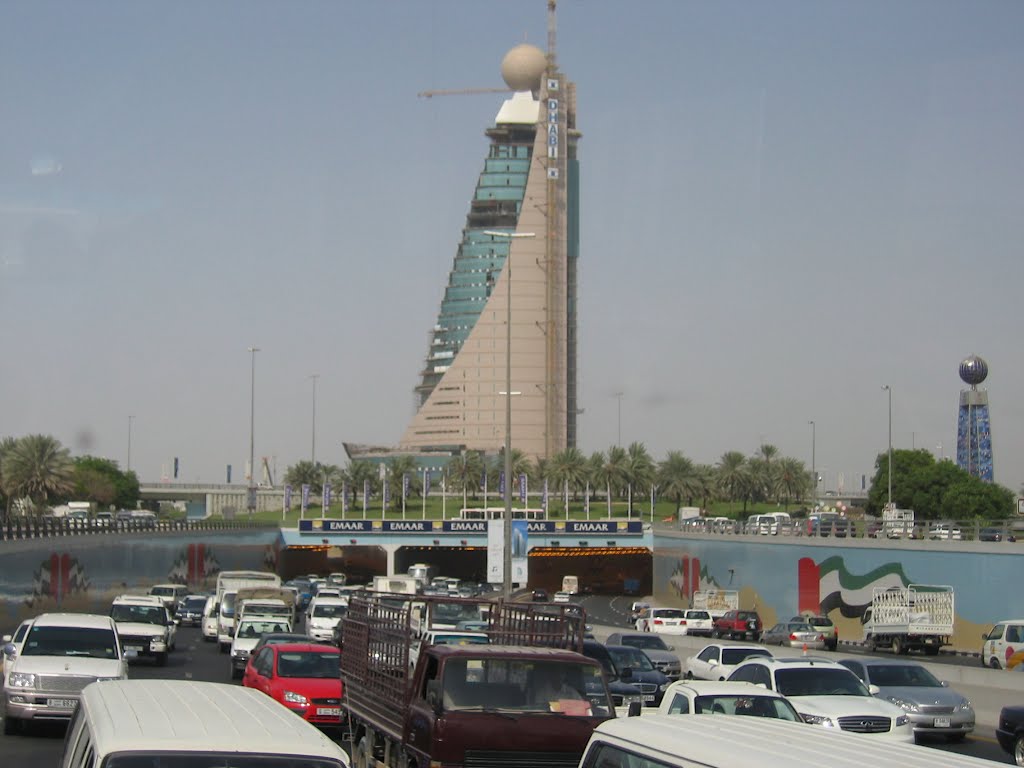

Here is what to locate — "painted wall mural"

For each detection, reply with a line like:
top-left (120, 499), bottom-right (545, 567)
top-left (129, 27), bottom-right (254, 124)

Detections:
top-left (0, 530), bottom-right (279, 628)
top-left (654, 536), bottom-right (1020, 652)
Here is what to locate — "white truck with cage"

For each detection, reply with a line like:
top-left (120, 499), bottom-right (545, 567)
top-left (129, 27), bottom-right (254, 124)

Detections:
top-left (690, 589), bottom-right (739, 620)
top-left (860, 584), bottom-right (954, 656)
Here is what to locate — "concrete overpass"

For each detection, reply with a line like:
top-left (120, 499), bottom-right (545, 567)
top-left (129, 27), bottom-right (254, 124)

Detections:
top-left (139, 482), bottom-right (284, 517)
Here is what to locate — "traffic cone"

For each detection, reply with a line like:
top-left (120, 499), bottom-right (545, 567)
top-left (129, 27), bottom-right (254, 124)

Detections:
top-left (802, 643), bottom-right (808, 656)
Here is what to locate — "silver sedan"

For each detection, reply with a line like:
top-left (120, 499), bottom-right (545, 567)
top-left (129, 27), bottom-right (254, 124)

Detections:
top-left (761, 622), bottom-right (826, 650)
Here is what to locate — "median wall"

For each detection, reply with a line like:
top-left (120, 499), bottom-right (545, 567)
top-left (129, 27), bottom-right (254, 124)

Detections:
top-left (0, 528), bottom-right (281, 626)
top-left (653, 531), bottom-right (1022, 653)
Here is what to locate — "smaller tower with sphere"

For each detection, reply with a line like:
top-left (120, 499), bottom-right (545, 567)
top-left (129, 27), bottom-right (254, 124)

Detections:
top-left (956, 355), bottom-right (994, 482)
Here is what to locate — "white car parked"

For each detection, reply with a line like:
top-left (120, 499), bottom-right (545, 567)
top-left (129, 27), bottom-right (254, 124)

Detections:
top-left (727, 657), bottom-right (913, 742)
top-left (682, 610), bottom-right (714, 637)
top-left (685, 644), bottom-right (772, 681)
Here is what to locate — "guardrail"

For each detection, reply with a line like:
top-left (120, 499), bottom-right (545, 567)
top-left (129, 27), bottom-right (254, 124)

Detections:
top-left (0, 517), bottom-right (277, 541)
top-left (672, 517), bottom-right (1024, 543)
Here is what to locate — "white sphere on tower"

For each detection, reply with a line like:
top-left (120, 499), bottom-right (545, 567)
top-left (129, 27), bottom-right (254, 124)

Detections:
top-left (501, 44), bottom-right (547, 92)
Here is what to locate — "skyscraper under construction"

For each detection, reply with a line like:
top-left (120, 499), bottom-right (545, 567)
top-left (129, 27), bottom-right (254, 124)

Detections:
top-left (399, 32), bottom-right (580, 462)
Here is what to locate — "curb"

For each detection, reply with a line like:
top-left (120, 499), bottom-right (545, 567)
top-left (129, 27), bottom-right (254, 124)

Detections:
top-left (839, 640), bottom-right (980, 658)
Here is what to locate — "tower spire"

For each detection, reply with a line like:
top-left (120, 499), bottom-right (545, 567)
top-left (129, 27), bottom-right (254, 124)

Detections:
top-left (547, 0), bottom-right (557, 67)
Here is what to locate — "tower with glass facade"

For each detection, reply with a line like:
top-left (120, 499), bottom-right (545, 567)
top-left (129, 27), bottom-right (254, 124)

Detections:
top-left (399, 43), bottom-right (579, 462)
top-left (956, 355), bottom-right (994, 482)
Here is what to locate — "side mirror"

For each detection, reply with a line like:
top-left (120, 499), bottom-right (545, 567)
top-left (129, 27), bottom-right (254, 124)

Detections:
top-left (666, 645), bottom-right (675, 651)
top-left (627, 701), bottom-right (642, 717)
top-left (940, 680), bottom-right (949, 688)
top-left (868, 684), bottom-right (880, 695)
top-left (2, 642), bottom-right (16, 657)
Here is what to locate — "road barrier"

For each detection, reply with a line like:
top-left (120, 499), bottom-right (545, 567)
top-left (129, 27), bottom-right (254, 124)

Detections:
top-left (0, 517), bottom-right (275, 541)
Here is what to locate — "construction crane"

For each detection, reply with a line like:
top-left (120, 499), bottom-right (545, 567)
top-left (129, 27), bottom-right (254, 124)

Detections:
top-left (418, 86), bottom-right (511, 99)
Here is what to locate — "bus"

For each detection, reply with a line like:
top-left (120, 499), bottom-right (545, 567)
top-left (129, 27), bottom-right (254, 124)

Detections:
top-left (458, 507), bottom-right (547, 520)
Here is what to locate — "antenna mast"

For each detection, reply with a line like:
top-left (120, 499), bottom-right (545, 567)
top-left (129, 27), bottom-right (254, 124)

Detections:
top-left (547, 0), bottom-right (557, 66)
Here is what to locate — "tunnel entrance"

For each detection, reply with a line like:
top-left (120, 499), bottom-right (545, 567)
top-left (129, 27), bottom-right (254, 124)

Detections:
top-left (277, 545), bottom-right (386, 584)
top-left (528, 547), bottom-right (652, 596)
top-left (394, 546), bottom-right (487, 583)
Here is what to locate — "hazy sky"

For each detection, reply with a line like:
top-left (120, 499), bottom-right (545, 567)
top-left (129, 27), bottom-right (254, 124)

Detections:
top-left (2, 1), bottom-right (1022, 492)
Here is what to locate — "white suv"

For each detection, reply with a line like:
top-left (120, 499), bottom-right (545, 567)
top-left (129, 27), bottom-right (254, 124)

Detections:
top-left (306, 597), bottom-right (347, 643)
top-left (727, 657), bottom-right (912, 742)
top-left (3, 613), bottom-right (127, 734)
top-left (110, 595), bottom-right (176, 665)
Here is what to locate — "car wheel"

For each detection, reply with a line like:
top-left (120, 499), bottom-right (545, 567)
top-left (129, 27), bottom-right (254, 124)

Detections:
top-left (990, 657), bottom-right (1002, 670)
top-left (354, 736), bottom-right (373, 768)
top-left (892, 637), bottom-right (904, 655)
top-left (3, 714), bottom-right (18, 736)
top-left (231, 664), bottom-right (243, 681)
top-left (684, 671), bottom-right (693, 680)
top-left (1015, 734), bottom-right (1024, 767)
top-left (156, 652), bottom-right (168, 667)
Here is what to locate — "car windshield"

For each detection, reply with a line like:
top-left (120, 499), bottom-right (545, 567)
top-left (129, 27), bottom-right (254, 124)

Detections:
top-left (111, 605), bottom-right (166, 625)
top-left (653, 609), bottom-right (687, 619)
top-left (621, 635), bottom-right (668, 651)
top-left (693, 694), bottom-right (801, 720)
top-left (432, 634), bottom-right (490, 646)
top-left (686, 611), bottom-right (710, 620)
top-left (275, 651), bottom-right (340, 678)
top-left (432, 602), bottom-right (485, 625)
top-left (721, 648), bottom-right (770, 665)
top-left (787, 623), bottom-right (814, 632)
top-left (150, 587), bottom-right (175, 597)
top-left (313, 604), bottom-right (346, 618)
top-left (440, 658), bottom-right (612, 716)
top-left (183, 598), bottom-right (207, 611)
top-left (22, 626), bottom-right (119, 659)
top-left (607, 647), bottom-right (654, 671)
top-left (775, 668), bottom-right (869, 697)
top-left (221, 593), bottom-right (237, 617)
top-left (866, 664), bottom-right (941, 688)
top-left (237, 620), bottom-right (284, 638)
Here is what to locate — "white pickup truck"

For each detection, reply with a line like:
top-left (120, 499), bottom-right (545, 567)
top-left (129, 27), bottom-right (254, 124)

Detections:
top-left (860, 584), bottom-right (954, 656)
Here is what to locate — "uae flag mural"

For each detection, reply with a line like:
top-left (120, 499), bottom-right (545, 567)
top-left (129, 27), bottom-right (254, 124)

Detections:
top-left (669, 554), bottom-right (717, 601)
top-left (26, 553), bottom-right (90, 608)
top-left (167, 544), bottom-right (221, 586)
top-left (799, 556), bottom-right (912, 618)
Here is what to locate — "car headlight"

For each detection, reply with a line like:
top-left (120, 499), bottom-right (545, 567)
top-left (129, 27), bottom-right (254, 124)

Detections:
top-left (659, 682), bottom-right (671, 692)
top-left (887, 697), bottom-right (918, 712)
top-left (958, 699), bottom-right (973, 712)
top-left (895, 715), bottom-right (910, 727)
top-left (283, 690), bottom-right (308, 705)
top-left (800, 713), bottom-right (836, 727)
top-left (8, 672), bottom-right (36, 688)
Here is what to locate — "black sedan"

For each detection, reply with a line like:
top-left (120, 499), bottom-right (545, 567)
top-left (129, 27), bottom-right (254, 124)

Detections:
top-left (980, 527), bottom-right (1017, 542)
top-left (997, 706), bottom-right (1024, 766)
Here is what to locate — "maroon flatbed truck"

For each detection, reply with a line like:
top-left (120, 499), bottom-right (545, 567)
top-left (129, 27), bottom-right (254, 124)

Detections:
top-left (341, 593), bottom-right (615, 768)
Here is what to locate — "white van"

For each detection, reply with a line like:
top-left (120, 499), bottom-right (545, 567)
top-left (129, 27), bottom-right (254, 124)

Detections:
top-left (61, 680), bottom-right (349, 768)
top-left (579, 714), bottom-right (997, 768)
top-left (982, 619), bottom-right (1024, 669)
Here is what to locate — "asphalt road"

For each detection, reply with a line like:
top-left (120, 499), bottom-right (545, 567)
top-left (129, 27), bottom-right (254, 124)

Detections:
top-left (1, 600), bottom-right (1016, 766)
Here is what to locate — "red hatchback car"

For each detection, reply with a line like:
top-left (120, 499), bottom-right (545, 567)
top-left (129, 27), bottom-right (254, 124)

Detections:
top-left (243, 642), bottom-right (344, 727)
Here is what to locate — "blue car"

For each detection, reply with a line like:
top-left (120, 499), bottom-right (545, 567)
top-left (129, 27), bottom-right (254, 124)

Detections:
top-left (606, 644), bottom-right (671, 707)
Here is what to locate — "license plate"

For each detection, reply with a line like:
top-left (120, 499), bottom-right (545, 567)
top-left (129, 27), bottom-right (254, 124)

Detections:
top-left (48, 698), bottom-right (77, 709)
top-left (642, 695), bottom-right (655, 702)
top-left (316, 707), bottom-right (341, 717)
top-left (934, 717), bottom-right (951, 728)
top-left (125, 645), bottom-right (144, 651)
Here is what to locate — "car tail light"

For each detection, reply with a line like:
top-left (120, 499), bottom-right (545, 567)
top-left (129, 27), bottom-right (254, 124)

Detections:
top-left (789, 633), bottom-right (798, 641)
top-left (680, 620), bottom-right (687, 625)
top-left (654, 619), bottom-right (663, 625)
top-left (818, 634), bottom-right (825, 642)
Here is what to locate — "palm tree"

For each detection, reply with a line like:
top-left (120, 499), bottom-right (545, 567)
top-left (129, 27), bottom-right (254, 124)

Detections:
top-left (0, 434), bottom-right (75, 513)
top-left (447, 451), bottom-right (485, 506)
top-left (758, 444), bottom-right (780, 464)
top-left (342, 460), bottom-right (378, 511)
top-left (656, 451), bottom-right (702, 513)
top-left (385, 455), bottom-right (420, 508)
top-left (625, 442), bottom-right (655, 516)
top-left (284, 461), bottom-right (342, 494)
top-left (695, 464), bottom-right (717, 509)
top-left (716, 451), bottom-right (750, 509)
top-left (594, 446), bottom-right (629, 518)
top-left (776, 457), bottom-right (809, 510)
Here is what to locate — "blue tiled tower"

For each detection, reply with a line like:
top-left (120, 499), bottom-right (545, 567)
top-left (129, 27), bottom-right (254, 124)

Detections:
top-left (956, 355), bottom-right (993, 482)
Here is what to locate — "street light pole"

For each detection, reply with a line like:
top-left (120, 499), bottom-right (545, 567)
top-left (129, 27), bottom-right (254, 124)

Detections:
top-left (808, 420), bottom-right (815, 507)
top-left (127, 415), bottom-right (135, 473)
top-left (613, 392), bottom-right (624, 447)
top-left (484, 229), bottom-right (535, 599)
top-left (882, 385), bottom-right (892, 509)
top-left (309, 374), bottom-right (320, 465)
top-left (248, 346), bottom-right (260, 517)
